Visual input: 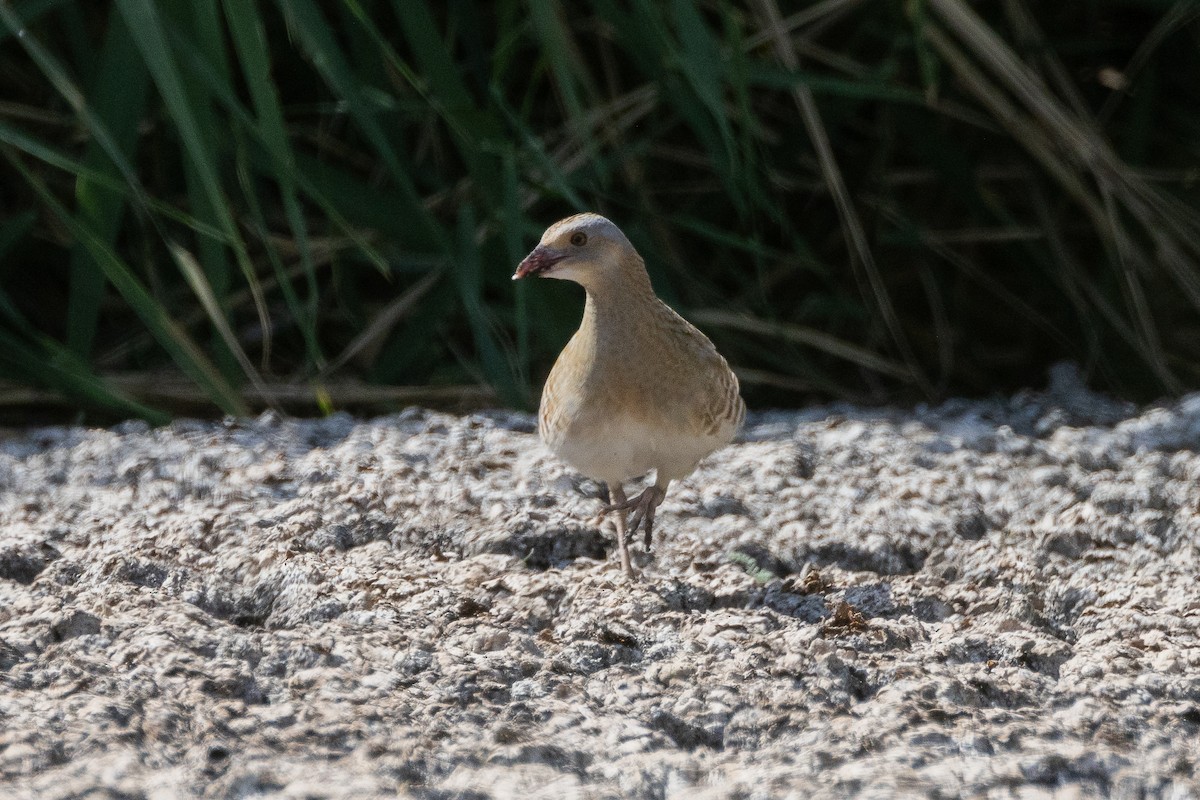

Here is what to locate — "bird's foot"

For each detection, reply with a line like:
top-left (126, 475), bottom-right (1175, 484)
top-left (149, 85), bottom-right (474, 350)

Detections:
top-left (603, 485), bottom-right (666, 552)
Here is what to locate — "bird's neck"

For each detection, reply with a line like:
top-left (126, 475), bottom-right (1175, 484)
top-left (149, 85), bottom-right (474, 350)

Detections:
top-left (577, 256), bottom-right (659, 341)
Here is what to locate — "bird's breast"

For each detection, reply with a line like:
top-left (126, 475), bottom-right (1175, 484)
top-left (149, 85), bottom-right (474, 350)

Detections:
top-left (536, 295), bottom-right (741, 484)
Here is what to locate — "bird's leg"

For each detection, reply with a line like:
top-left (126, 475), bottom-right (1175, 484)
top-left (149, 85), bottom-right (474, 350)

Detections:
top-left (607, 483), bottom-right (634, 579)
top-left (631, 484), bottom-right (666, 551)
top-left (604, 482), bottom-right (667, 552)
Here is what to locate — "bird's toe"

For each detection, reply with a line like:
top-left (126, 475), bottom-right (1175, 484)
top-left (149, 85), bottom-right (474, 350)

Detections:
top-left (623, 486), bottom-right (666, 551)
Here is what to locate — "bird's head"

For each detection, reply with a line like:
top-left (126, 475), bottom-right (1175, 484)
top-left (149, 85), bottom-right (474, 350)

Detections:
top-left (512, 213), bottom-right (639, 289)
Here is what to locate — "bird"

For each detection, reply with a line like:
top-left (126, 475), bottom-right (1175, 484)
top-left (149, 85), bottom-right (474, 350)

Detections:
top-left (513, 213), bottom-right (745, 578)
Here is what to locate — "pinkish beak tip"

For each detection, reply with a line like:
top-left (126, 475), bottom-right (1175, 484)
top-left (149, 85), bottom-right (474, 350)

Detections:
top-left (513, 246), bottom-right (565, 280)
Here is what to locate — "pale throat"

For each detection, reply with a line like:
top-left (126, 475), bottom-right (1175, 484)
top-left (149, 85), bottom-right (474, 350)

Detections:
top-left (570, 253), bottom-right (653, 303)
top-left (580, 269), bottom-right (655, 329)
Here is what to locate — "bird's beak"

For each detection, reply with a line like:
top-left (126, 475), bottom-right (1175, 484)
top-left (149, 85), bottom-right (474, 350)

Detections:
top-left (513, 246), bottom-right (567, 280)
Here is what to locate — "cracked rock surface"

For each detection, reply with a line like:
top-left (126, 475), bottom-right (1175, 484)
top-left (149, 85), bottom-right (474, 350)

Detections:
top-left (2, 371), bottom-right (1199, 798)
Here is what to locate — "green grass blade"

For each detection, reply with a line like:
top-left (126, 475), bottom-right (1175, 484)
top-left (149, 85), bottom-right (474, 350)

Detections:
top-left (386, 0), bottom-right (506, 202)
top-left (0, 211), bottom-right (36, 264)
top-left (0, 3), bottom-right (150, 213)
top-left (3, 146), bottom-right (251, 415)
top-left (114, 0), bottom-right (272, 389)
top-left (670, 0), bottom-right (745, 213)
top-left (528, 0), bottom-right (596, 152)
top-left (391, 0), bottom-right (474, 113)
top-left (455, 206), bottom-right (522, 405)
top-left (489, 88), bottom-right (587, 209)
top-left (500, 150), bottom-right (530, 389)
top-left (160, 28), bottom-right (388, 272)
top-left (0, 0), bottom-right (72, 44)
top-left (67, 8), bottom-right (149, 358)
top-left (0, 327), bottom-right (170, 424)
top-left (222, 0), bottom-right (323, 368)
top-left (277, 0), bottom-right (445, 250)
top-left (0, 121), bottom-right (227, 241)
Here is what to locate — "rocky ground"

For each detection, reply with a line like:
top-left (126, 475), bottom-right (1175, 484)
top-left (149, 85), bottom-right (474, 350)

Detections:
top-left (1, 366), bottom-right (1198, 799)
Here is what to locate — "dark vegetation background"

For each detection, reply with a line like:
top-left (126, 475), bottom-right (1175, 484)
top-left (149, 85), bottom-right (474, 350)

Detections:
top-left (0, 0), bottom-right (1198, 423)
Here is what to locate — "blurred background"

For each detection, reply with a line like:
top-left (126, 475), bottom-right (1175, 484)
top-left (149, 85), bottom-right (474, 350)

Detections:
top-left (0, 0), bottom-right (1198, 424)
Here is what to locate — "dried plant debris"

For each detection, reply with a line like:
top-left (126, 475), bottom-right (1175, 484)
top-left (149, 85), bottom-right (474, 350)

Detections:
top-left (822, 601), bottom-right (869, 636)
top-left (1, 387), bottom-right (1200, 797)
top-left (783, 562), bottom-right (829, 596)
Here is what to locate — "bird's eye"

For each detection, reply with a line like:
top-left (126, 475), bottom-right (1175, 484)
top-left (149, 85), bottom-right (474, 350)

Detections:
top-left (570, 232), bottom-right (587, 247)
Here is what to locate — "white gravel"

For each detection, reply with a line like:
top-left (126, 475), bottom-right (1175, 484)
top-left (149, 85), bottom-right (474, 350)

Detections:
top-left (1, 365), bottom-right (1198, 799)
